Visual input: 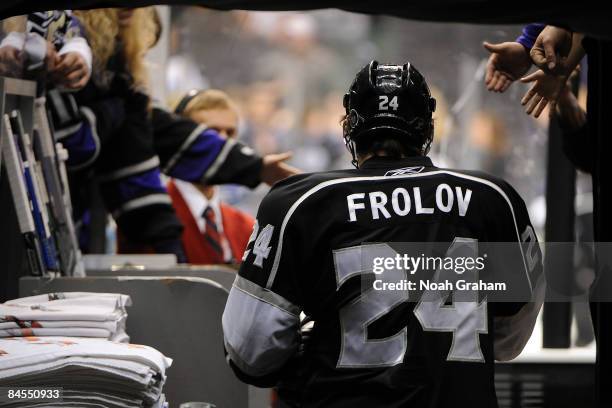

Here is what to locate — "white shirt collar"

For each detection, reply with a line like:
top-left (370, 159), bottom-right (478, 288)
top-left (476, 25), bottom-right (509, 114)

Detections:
top-left (172, 179), bottom-right (224, 233)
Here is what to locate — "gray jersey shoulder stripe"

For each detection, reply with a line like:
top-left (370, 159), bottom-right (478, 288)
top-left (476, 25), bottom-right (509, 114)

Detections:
top-left (233, 275), bottom-right (301, 316)
top-left (266, 170), bottom-right (530, 291)
top-left (55, 122), bottom-right (82, 140)
top-left (98, 156), bottom-right (161, 182)
top-left (112, 193), bottom-right (172, 218)
top-left (202, 138), bottom-right (236, 182)
top-left (162, 123), bottom-right (207, 173)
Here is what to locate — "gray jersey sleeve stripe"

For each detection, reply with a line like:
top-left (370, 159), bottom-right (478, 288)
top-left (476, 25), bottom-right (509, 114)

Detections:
top-left (98, 156), bottom-right (161, 182)
top-left (222, 284), bottom-right (300, 377)
top-left (233, 275), bottom-right (301, 316)
top-left (54, 122), bottom-right (82, 140)
top-left (266, 170), bottom-right (529, 290)
top-left (162, 123), bottom-right (207, 173)
top-left (111, 193), bottom-right (172, 218)
top-left (201, 138), bottom-right (236, 182)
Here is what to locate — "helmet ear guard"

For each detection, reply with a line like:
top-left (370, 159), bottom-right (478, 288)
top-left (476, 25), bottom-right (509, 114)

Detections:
top-left (429, 97), bottom-right (437, 114)
top-left (343, 92), bottom-right (349, 109)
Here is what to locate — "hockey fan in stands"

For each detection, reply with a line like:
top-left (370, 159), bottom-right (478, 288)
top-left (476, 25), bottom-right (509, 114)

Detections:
top-left (222, 60), bottom-right (545, 407)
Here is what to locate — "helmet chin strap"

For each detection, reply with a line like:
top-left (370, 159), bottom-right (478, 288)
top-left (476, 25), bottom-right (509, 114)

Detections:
top-left (422, 139), bottom-right (432, 156)
top-left (348, 142), bottom-right (359, 169)
top-left (343, 134), bottom-right (360, 169)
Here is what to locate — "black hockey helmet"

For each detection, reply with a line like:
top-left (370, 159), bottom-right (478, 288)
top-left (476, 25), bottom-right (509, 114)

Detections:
top-left (343, 60), bottom-right (437, 166)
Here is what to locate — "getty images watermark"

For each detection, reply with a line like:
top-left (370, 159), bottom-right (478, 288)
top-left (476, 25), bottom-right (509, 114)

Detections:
top-left (358, 241), bottom-right (612, 302)
top-left (353, 241), bottom-right (530, 301)
top-left (370, 252), bottom-right (509, 292)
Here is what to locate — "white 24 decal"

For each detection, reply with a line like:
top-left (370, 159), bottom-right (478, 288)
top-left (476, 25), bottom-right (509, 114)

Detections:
top-left (379, 95), bottom-right (399, 111)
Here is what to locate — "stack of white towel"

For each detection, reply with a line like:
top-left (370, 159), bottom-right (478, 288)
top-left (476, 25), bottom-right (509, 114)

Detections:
top-left (0, 292), bottom-right (172, 407)
top-left (0, 336), bottom-right (171, 407)
top-left (0, 292), bottom-right (131, 342)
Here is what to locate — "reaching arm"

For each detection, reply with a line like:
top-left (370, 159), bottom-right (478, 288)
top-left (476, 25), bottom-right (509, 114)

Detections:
top-left (152, 107), bottom-right (264, 188)
top-left (516, 23), bottom-right (546, 50)
top-left (482, 23), bottom-right (544, 93)
top-left (152, 107), bottom-right (299, 188)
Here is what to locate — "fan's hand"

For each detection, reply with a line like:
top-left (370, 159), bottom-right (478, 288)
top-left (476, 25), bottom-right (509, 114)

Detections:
top-left (520, 69), bottom-right (567, 118)
top-left (483, 41), bottom-right (532, 93)
top-left (530, 26), bottom-right (572, 73)
top-left (261, 151), bottom-right (301, 186)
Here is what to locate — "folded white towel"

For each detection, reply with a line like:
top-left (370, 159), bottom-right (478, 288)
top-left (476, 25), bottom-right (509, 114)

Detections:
top-left (0, 293), bottom-right (130, 342)
top-left (0, 337), bottom-right (172, 408)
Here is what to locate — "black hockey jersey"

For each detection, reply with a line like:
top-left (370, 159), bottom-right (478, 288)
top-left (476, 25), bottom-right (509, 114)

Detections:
top-left (223, 155), bottom-right (544, 408)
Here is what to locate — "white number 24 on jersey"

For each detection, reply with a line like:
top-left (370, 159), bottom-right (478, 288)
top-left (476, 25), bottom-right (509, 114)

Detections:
top-left (333, 239), bottom-right (487, 368)
top-left (243, 221), bottom-right (275, 268)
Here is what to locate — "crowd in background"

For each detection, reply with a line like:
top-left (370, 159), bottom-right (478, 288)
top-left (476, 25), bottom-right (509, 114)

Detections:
top-left (0, 7), bottom-right (591, 263)
top-left (167, 8), bottom-right (576, 218)
top-left (0, 7), bottom-right (591, 298)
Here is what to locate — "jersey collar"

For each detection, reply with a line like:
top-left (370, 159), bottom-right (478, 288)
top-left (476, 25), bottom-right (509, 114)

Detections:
top-left (360, 155), bottom-right (434, 169)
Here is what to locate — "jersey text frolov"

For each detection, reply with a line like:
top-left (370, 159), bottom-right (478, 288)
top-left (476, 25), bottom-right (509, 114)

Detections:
top-left (347, 184), bottom-right (472, 222)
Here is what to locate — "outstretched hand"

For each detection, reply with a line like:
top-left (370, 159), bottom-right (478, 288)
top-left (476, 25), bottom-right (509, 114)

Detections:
top-left (520, 69), bottom-right (567, 118)
top-left (483, 41), bottom-right (532, 93)
top-left (261, 151), bottom-right (301, 186)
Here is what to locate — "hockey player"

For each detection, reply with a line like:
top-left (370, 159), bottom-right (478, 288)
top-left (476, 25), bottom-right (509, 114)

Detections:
top-left (223, 61), bottom-right (545, 407)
